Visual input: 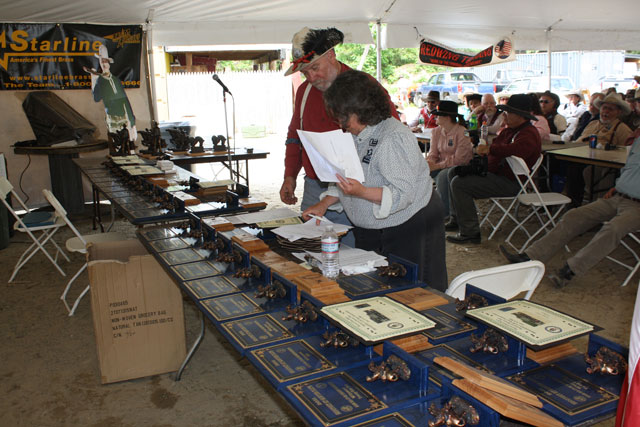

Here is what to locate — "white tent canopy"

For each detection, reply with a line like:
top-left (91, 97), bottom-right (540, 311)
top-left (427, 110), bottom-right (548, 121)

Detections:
top-left (3, 0), bottom-right (640, 50)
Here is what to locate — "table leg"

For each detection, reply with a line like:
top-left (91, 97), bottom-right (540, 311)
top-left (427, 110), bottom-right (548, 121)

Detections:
top-left (175, 310), bottom-right (205, 381)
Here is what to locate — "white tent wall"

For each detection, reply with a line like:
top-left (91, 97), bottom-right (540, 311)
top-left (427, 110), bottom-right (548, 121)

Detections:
top-left (165, 71), bottom-right (292, 139)
top-left (0, 59), bottom-right (152, 207)
top-left (470, 51), bottom-right (627, 89)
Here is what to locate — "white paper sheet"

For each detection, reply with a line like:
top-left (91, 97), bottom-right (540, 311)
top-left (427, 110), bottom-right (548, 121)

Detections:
top-left (296, 246), bottom-right (387, 273)
top-left (297, 129), bottom-right (365, 183)
top-left (231, 207), bottom-right (301, 224)
top-left (271, 218), bottom-right (352, 242)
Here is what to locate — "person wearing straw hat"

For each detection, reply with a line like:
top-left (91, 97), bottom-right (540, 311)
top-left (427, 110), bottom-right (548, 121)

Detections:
top-left (560, 89), bottom-right (588, 142)
top-left (576, 92), bottom-right (632, 147)
top-left (426, 100), bottom-right (473, 220)
top-left (446, 94), bottom-right (541, 244)
top-left (83, 44), bottom-right (137, 142)
top-left (280, 27), bottom-right (397, 247)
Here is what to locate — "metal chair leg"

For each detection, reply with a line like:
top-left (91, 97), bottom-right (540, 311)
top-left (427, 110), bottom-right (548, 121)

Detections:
top-left (61, 262), bottom-right (88, 314)
top-left (175, 311), bottom-right (206, 381)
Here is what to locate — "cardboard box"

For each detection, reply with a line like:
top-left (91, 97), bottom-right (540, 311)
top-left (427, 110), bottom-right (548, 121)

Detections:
top-left (88, 239), bottom-right (186, 384)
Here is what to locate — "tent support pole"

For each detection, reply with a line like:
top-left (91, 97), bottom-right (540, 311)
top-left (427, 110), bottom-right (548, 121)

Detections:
top-left (376, 21), bottom-right (382, 81)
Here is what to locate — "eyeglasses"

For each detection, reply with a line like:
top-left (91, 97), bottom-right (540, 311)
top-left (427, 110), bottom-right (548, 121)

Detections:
top-left (539, 100), bottom-right (551, 104)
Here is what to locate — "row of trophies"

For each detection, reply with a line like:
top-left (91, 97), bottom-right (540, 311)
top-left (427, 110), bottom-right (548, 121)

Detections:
top-left (107, 122), bottom-right (228, 157)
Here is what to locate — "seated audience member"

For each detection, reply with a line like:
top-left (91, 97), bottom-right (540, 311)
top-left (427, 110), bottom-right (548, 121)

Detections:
top-left (497, 93), bottom-right (511, 105)
top-left (625, 90), bottom-right (640, 145)
top-left (500, 136), bottom-right (640, 288)
top-left (528, 93), bottom-right (550, 141)
top-left (566, 93), bottom-right (633, 207)
top-left (472, 94), bottom-right (504, 135)
top-left (569, 92), bottom-right (603, 142)
top-left (576, 92), bottom-right (632, 146)
top-left (409, 91), bottom-right (439, 131)
top-left (623, 88), bottom-right (640, 131)
top-left (445, 94), bottom-right (542, 244)
top-left (464, 93), bottom-right (483, 121)
top-left (539, 90), bottom-right (567, 137)
top-left (561, 90), bottom-right (588, 142)
top-left (426, 101), bottom-right (473, 219)
top-left (303, 70), bottom-right (447, 290)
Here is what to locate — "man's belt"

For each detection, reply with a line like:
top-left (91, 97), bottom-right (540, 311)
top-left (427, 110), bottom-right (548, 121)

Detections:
top-left (619, 192), bottom-right (640, 203)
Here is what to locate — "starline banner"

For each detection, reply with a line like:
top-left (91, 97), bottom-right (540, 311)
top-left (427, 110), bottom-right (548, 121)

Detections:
top-left (0, 23), bottom-right (142, 90)
top-left (419, 37), bottom-right (515, 67)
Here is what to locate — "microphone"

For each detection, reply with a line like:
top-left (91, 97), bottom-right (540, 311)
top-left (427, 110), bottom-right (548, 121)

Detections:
top-left (212, 74), bottom-right (232, 95)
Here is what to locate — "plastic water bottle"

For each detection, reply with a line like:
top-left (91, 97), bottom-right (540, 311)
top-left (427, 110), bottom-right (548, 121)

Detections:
top-left (418, 115), bottom-right (425, 131)
top-left (480, 120), bottom-right (489, 145)
top-left (321, 225), bottom-right (340, 279)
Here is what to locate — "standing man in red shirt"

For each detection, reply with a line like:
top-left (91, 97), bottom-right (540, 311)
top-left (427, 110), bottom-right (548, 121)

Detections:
top-left (280, 27), bottom-right (397, 246)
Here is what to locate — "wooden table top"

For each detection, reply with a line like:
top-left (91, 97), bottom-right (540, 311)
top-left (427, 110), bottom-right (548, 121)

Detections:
top-left (547, 145), bottom-right (628, 169)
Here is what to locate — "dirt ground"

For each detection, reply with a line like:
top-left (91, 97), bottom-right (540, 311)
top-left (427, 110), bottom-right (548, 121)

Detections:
top-left (0, 134), bottom-right (636, 426)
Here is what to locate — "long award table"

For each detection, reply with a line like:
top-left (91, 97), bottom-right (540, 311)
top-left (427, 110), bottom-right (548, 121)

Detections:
top-left (13, 140), bottom-right (109, 215)
top-left (168, 148), bottom-right (269, 188)
top-left (134, 216), bottom-right (626, 427)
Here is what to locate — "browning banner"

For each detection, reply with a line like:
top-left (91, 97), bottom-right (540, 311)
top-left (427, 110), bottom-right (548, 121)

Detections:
top-left (419, 37), bottom-right (515, 67)
top-left (0, 23), bottom-right (142, 90)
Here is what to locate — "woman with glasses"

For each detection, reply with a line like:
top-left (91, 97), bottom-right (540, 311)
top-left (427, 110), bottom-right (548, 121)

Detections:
top-left (539, 90), bottom-right (567, 136)
top-left (302, 70), bottom-right (447, 291)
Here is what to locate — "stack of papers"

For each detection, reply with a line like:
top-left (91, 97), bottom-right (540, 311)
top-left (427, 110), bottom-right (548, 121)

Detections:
top-left (293, 246), bottom-right (387, 275)
top-left (271, 218), bottom-right (352, 242)
top-left (297, 129), bottom-right (365, 183)
top-left (230, 207), bottom-right (301, 225)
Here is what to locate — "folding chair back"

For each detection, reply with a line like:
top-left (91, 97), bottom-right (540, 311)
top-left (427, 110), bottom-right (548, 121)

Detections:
top-left (446, 260), bottom-right (545, 300)
top-left (1, 177), bottom-right (69, 282)
top-left (479, 155), bottom-right (541, 240)
top-left (505, 155), bottom-right (571, 252)
top-left (43, 188), bottom-right (126, 315)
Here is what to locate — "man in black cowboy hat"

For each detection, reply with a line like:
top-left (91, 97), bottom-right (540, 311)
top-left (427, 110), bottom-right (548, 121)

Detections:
top-left (446, 94), bottom-right (542, 244)
top-left (279, 27), bottom-right (397, 247)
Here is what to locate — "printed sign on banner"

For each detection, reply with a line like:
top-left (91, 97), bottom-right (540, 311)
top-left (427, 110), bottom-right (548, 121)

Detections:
top-left (419, 37), bottom-right (515, 67)
top-left (0, 23), bottom-right (142, 90)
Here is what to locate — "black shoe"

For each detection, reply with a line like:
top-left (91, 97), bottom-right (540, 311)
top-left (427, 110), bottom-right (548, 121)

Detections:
top-left (446, 233), bottom-right (481, 244)
top-left (444, 220), bottom-right (459, 231)
top-left (549, 264), bottom-right (575, 289)
top-left (499, 245), bottom-right (531, 264)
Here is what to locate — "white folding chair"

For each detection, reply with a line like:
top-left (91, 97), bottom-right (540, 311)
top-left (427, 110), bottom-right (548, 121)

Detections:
top-left (504, 155), bottom-right (571, 253)
top-left (0, 177), bottom-right (69, 283)
top-left (445, 260), bottom-right (545, 301)
top-left (479, 155), bottom-right (544, 241)
top-left (605, 232), bottom-right (640, 287)
top-left (42, 189), bottom-right (126, 316)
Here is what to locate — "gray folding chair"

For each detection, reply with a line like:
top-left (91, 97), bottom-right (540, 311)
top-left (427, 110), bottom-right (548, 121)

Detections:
top-left (0, 177), bottom-right (69, 283)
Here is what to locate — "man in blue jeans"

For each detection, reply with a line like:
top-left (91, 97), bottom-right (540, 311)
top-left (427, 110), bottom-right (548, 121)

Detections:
top-left (501, 136), bottom-right (640, 288)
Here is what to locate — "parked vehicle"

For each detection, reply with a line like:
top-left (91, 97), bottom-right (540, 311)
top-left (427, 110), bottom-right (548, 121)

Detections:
top-left (589, 75), bottom-right (638, 95)
top-left (491, 70), bottom-right (538, 92)
top-left (497, 76), bottom-right (576, 104)
top-left (413, 72), bottom-right (493, 106)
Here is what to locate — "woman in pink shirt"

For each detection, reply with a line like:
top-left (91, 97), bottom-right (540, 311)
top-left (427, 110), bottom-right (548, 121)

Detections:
top-left (528, 93), bottom-right (551, 141)
top-left (426, 101), bottom-right (473, 218)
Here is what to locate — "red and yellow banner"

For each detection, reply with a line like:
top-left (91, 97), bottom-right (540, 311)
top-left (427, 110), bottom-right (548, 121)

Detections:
top-left (0, 23), bottom-right (142, 90)
top-left (419, 37), bottom-right (515, 67)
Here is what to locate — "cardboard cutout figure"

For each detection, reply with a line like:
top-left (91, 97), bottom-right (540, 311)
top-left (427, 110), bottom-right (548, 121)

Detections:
top-left (83, 44), bottom-right (137, 141)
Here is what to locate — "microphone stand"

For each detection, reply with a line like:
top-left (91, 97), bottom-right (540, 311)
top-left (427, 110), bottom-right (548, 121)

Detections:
top-left (220, 88), bottom-right (235, 184)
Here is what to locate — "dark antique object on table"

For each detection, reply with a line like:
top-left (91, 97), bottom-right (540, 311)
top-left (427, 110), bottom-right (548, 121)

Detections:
top-left (320, 330), bottom-right (360, 348)
top-left (211, 135), bottom-right (228, 151)
top-left (377, 262), bottom-right (407, 278)
top-left (189, 136), bottom-right (205, 154)
top-left (167, 127), bottom-right (193, 152)
top-left (366, 354), bottom-right (411, 382)
top-left (107, 125), bottom-right (136, 156)
top-left (282, 301), bottom-right (318, 323)
top-left (585, 346), bottom-right (627, 376)
top-left (455, 293), bottom-right (489, 312)
top-left (139, 121), bottom-right (167, 156)
top-left (255, 280), bottom-right (287, 299)
top-left (428, 396), bottom-right (480, 427)
top-left (469, 328), bottom-right (509, 354)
